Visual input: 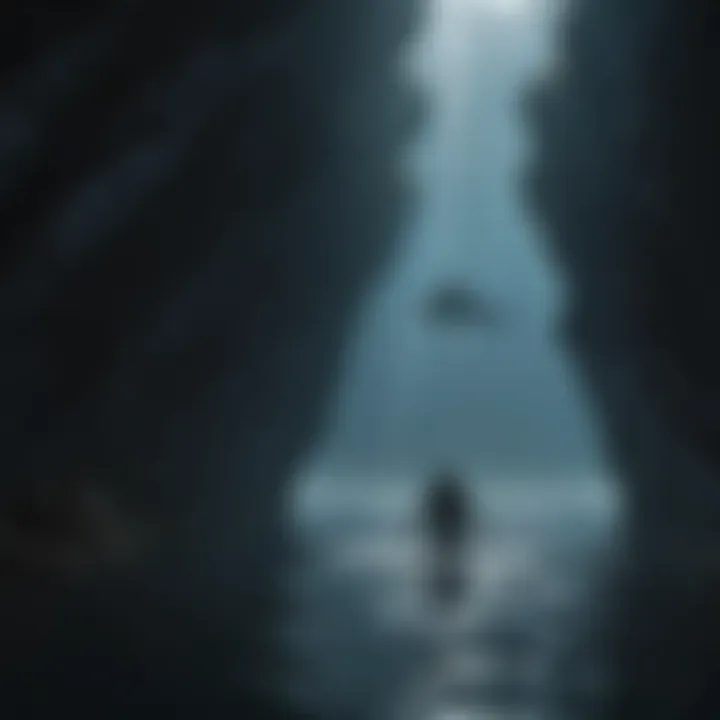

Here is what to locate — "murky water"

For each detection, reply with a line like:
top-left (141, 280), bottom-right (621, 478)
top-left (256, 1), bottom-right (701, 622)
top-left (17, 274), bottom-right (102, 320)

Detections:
top-left (288, 477), bottom-right (616, 719)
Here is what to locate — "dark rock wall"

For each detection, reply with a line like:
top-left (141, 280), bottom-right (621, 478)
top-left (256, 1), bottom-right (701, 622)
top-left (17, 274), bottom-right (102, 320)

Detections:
top-left (526, 0), bottom-right (720, 716)
top-left (0, 1), bottom-right (421, 716)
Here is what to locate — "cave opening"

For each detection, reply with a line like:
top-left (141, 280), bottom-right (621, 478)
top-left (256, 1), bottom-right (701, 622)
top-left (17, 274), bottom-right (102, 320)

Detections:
top-left (288, 1), bottom-right (621, 718)
top-left (2, 0), bottom-right (680, 716)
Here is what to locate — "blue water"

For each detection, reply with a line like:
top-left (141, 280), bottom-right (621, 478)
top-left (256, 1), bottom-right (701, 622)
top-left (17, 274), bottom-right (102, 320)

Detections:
top-left (287, 475), bottom-right (617, 719)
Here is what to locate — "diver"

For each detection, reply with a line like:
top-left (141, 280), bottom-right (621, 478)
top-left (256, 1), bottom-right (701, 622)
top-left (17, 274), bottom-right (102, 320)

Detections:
top-left (421, 470), bottom-right (479, 614)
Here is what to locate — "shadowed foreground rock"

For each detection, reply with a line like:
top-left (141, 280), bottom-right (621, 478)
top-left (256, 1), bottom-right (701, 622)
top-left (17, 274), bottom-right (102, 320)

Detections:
top-left (0, 1), bottom-right (420, 716)
top-left (526, 0), bottom-right (720, 716)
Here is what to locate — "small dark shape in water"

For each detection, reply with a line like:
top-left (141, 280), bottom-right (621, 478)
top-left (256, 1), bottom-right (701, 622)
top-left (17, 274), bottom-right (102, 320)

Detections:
top-left (423, 286), bottom-right (502, 328)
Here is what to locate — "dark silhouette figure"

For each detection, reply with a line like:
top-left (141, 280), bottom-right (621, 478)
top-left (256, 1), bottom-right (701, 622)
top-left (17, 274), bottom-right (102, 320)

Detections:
top-left (421, 471), bottom-right (479, 612)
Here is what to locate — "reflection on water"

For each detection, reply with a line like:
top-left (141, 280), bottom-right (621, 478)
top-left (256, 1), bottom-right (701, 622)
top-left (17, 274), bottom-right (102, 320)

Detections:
top-left (287, 476), bottom-right (616, 719)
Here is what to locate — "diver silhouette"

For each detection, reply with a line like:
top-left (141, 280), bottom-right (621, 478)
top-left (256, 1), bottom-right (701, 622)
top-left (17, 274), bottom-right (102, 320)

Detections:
top-left (421, 470), bottom-right (479, 614)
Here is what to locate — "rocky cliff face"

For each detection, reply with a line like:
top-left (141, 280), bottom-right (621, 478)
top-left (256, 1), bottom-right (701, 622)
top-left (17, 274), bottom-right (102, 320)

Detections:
top-left (526, 0), bottom-right (720, 715)
top-left (0, 2), bottom-right (421, 715)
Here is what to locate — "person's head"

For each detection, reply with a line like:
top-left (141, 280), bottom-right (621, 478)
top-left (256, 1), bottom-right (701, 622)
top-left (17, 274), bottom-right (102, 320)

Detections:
top-left (430, 469), bottom-right (465, 494)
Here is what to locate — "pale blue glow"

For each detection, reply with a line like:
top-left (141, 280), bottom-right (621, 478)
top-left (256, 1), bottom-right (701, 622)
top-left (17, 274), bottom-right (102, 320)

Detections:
top-left (300, 0), bottom-right (603, 484)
